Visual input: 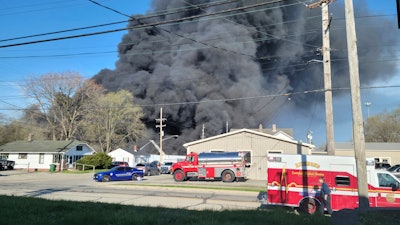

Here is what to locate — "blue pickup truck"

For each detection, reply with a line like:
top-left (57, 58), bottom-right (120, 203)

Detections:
top-left (93, 166), bottom-right (143, 182)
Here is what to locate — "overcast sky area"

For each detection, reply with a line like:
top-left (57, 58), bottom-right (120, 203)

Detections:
top-left (0, 0), bottom-right (398, 147)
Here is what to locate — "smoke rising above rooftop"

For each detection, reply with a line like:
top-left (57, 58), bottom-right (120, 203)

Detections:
top-left (93, 0), bottom-right (399, 152)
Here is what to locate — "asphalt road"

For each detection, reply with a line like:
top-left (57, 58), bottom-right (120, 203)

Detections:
top-left (0, 170), bottom-right (266, 210)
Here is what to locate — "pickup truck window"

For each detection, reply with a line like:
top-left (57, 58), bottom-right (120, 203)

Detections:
top-left (378, 173), bottom-right (398, 188)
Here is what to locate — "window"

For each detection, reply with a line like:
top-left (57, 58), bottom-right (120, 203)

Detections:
top-left (53, 154), bottom-right (62, 163)
top-left (18, 153), bottom-right (27, 159)
top-left (0, 153), bottom-right (9, 159)
top-left (76, 146), bottom-right (83, 151)
top-left (238, 150), bottom-right (252, 164)
top-left (378, 173), bottom-right (398, 188)
top-left (186, 156), bottom-right (194, 163)
top-left (39, 153), bottom-right (44, 164)
top-left (335, 176), bottom-right (350, 186)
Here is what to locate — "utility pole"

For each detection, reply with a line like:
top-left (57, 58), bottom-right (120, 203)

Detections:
top-left (155, 107), bottom-right (166, 163)
top-left (344, 0), bottom-right (369, 209)
top-left (307, 0), bottom-right (335, 155)
top-left (202, 123), bottom-right (205, 139)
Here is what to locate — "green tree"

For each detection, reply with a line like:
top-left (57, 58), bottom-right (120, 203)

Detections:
top-left (365, 108), bottom-right (400, 142)
top-left (77, 152), bottom-right (112, 169)
top-left (83, 90), bottom-right (145, 152)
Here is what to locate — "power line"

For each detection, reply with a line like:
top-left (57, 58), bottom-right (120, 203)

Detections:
top-left (0, 1), bottom-right (302, 49)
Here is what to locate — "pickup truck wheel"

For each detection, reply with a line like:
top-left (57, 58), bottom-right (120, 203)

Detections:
top-left (173, 170), bottom-right (185, 182)
top-left (222, 170), bottom-right (235, 182)
top-left (299, 198), bottom-right (318, 214)
top-left (102, 175), bottom-right (110, 182)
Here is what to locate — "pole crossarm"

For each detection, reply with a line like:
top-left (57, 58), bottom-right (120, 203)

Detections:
top-left (306, 0), bottom-right (335, 9)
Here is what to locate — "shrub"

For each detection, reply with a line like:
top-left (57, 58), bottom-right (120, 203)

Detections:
top-left (77, 152), bottom-right (112, 169)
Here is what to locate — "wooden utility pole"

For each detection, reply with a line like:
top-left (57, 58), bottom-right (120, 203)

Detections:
top-left (344, 0), bottom-right (369, 208)
top-left (155, 108), bottom-right (166, 163)
top-left (307, 0), bottom-right (335, 155)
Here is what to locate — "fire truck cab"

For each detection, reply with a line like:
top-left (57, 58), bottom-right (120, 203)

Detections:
top-left (267, 154), bottom-right (400, 214)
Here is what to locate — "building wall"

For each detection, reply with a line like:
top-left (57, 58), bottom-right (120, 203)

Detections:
top-left (65, 145), bottom-right (95, 168)
top-left (335, 150), bottom-right (400, 165)
top-left (186, 132), bottom-right (312, 180)
top-left (8, 153), bottom-right (54, 170)
top-left (108, 149), bottom-right (135, 166)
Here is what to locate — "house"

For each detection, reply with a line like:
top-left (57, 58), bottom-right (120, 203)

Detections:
top-left (108, 146), bottom-right (185, 167)
top-left (0, 140), bottom-right (96, 171)
top-left (183, 128), bottom-right (314, 180)
top-left (108, 148), bottom-right (135, 166)
top-left (335, 142), bottom-right (400, 165)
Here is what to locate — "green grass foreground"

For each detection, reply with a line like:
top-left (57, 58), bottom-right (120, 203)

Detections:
top-left (0, 195), bottom-right (332, 225)
top-left (122, 183), bottom-right (265, 192)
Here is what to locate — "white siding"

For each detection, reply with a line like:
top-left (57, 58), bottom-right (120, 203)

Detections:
top-left (108, 148), bottom-right (135, 166)
top-left (8, 153), bottom-right (54, 170)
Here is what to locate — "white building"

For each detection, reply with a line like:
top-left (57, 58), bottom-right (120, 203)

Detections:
top-left (108, 147), bottom-right (185, 166)
top-left (0, 140), bottom-right (96, 171)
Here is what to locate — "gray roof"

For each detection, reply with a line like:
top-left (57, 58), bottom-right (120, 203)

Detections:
top-left (335, 142), bottom-right (400, 151)
top-left (0, 140), bottom-right (89, 153)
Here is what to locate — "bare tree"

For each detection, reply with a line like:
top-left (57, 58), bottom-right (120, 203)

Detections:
top-left (365, 108), bottom-right (400, 142)
top-left (83, 90), bottom-right (145, 152)
top-left (23, 72), bottom-right (102, 141)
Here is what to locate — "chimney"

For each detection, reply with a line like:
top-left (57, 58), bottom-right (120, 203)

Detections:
top-left (28, 133), bottom-right (34, 142)
top-left (272, 124), bottom-right (277, 133)
top-left (259, 123), bottom-right (263, 132)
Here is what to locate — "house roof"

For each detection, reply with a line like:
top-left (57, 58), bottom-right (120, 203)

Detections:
top-left (0, 140), bottom-right (90, 153)
top-left (335, 142), bottom-right (400, 151)
top-left (183, 129), bottom-right (314, 149)
top-left (231, 128), bottom-right (294, 138)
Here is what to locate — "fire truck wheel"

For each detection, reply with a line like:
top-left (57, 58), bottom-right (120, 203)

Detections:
top-left (221, 170), bottom-right (235, 183)
top-left (173, 170), bottom-right (186, 182)
top-left (299, 198), bottom-right (319, 215)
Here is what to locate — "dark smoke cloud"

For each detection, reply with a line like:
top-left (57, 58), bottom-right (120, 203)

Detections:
top-left (93, 0), bottom-right (399, 152)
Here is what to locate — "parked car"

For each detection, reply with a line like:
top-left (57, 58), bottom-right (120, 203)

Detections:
top-left (110, 161), bottom-right (129, 168)
top-left (375, 162), bottom-right (391, 170)
top-left (0, 156), bottom-right (15, 170)
top-left (160, 162), bottom-right (173, 174)
top-left (135, 162), bottom-right (160, 176)
top-left (93, 166), bottom-right (143, 182)
top-left (387, 164), bottom-right (400, 178)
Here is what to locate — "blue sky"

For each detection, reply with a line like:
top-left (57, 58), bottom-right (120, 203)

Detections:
top-left (0, 0), bottom-right (398, 146)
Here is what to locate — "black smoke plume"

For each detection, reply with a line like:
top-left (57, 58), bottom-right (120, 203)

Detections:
top-left (93, 0), bottom-right (399, 153)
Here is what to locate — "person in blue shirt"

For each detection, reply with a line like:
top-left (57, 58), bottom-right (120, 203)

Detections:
top-left (319, 176), bottom-right (333, 214)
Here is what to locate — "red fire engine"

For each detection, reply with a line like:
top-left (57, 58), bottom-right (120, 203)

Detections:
top-left (267, 154), bottom-right (400, 214)
top-left (171, 152), bottom-right (249, 182)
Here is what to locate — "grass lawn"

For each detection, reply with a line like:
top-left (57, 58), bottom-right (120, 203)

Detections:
top-left (358, 210), bottom-right (400, 225)
top-left (0, 195), bottom-right (332, 225)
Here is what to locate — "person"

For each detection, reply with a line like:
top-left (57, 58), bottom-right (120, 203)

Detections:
top-left (319, 176), bottom-right (333, 215)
